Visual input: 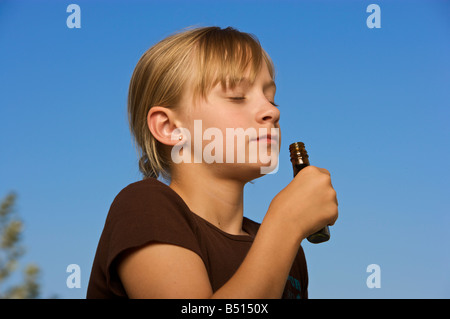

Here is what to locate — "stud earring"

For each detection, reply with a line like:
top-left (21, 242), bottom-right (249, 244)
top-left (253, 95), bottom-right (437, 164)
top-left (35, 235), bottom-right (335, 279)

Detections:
top-left (178, 135), bottom-right (183, 141)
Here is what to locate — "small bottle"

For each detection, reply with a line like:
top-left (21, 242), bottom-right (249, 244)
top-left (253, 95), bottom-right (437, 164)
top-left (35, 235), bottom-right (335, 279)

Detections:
top-left (289, 142), bottom-right (331, 244)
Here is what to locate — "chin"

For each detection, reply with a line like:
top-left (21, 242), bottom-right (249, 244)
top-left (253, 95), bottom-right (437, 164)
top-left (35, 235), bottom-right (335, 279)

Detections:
top-left (226, 159), bottom-right (280, 183)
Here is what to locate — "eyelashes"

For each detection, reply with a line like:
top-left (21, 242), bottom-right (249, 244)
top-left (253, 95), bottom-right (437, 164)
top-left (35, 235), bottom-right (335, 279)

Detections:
top-left (228, 97), bottom-right (279, 107)
top-left (229, 97), bottom-right (246, 102)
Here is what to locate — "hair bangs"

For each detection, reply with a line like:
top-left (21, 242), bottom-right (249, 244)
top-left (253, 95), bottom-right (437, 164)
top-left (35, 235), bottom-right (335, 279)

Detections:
top-left (193, 27), bottom-right (275, 100)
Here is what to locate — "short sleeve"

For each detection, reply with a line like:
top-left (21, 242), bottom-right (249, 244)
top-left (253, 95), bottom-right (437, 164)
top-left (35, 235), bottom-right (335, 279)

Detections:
top-left (89, 178), bottom-right (203, 297)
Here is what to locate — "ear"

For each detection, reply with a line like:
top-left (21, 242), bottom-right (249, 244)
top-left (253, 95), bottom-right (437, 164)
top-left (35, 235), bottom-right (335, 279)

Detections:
top-left (147, 106), bottom-right (182, 146)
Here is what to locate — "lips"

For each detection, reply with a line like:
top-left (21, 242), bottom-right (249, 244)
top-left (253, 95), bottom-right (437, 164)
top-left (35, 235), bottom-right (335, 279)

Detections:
top-left (255, 133), bottom-right (279, 144)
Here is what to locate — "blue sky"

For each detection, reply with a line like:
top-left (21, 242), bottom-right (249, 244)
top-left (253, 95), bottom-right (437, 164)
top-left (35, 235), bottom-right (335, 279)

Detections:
top-left (0, 0), bottom-right (449, 299)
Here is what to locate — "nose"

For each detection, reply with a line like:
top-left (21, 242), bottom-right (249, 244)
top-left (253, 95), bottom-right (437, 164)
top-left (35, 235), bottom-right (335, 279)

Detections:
top-left (257, 101), bottom-right (280, 126)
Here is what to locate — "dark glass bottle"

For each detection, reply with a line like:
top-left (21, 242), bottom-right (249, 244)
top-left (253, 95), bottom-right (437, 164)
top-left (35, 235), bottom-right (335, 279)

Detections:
top-left (289, 142), bottom-right (331, 244)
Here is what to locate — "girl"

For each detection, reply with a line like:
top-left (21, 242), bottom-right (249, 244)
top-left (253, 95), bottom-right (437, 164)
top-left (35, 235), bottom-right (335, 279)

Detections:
top-left (87, 26), bottom-right (338, 299)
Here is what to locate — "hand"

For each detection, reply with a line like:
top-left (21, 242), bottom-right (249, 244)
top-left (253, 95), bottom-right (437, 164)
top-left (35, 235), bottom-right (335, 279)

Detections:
top-left (268, 166), bottom-right (338, 242)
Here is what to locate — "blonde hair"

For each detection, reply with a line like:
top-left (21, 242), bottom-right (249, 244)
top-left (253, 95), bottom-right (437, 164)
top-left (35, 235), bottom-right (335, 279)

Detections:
top-left (127, 26), bottom-right (275, 179)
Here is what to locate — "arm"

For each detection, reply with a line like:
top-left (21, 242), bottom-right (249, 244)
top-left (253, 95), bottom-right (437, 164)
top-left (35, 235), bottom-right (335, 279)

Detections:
top-left (118, 243), bottom-right (213, 298)
top-left (118, 166), bottom-right (338, 298)
top-left (118, 216), bottom-right (301, 299)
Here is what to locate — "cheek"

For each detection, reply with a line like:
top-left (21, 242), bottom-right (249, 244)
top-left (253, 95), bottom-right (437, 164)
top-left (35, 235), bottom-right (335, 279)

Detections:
top-left (198, 110), bottom-right (249, 135)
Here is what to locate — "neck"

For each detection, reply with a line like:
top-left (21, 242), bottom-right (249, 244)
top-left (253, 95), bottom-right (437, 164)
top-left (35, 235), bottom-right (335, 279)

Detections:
top-left (169, 164), bottom-right (247, 236)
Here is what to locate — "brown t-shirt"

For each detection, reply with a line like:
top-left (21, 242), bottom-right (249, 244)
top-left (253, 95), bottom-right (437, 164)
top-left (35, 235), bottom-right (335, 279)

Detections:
top-left (86, 177), bottom-right (308, 299)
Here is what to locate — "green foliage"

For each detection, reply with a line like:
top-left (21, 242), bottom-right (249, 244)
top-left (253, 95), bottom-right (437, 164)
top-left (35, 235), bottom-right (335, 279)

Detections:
top-left (0, 192), bottom-right (40, 299)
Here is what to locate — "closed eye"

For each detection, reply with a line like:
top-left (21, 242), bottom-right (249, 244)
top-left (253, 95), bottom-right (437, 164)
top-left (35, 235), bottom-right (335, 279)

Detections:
top-left (228, 96), bottom-right (279, 107)
top-left (229, 97), bottom-right (246, 103)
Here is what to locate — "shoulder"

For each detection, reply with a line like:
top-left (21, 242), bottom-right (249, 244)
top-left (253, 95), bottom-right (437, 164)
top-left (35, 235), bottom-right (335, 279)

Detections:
top-left (104, 177), bottom-right (202, 261)
top-left (111, 178), bottom-right (186, 211)
top-left (116, 176), bottom-right (170, 196)
top-left (106, 178), bottom-right (192, 224)
top-left (103, 177), bottom-right (201, 254)
top-left (87, 178), bottom-right (203, 298)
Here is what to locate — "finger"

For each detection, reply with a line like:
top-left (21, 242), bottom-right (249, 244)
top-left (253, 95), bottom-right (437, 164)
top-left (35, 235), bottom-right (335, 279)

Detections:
top-left (317, 167), bottom-right (330, 176)
top-left (331, 207), bottom-right (339, 226)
